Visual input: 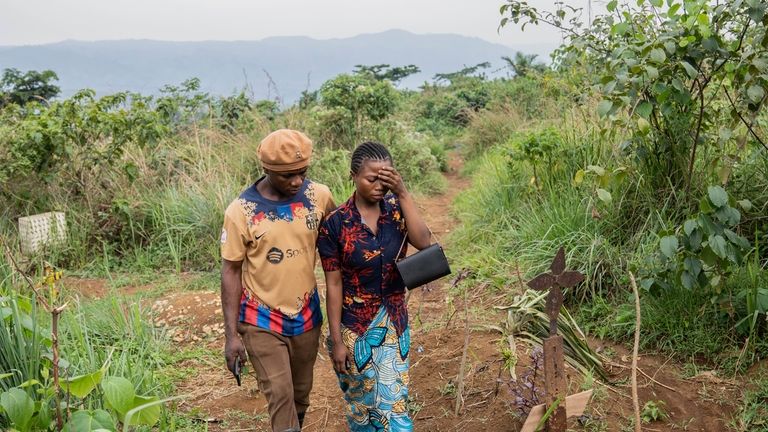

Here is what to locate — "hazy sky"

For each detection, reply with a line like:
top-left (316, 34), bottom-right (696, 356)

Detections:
top-left (0, 0), bottom-right (588, 48)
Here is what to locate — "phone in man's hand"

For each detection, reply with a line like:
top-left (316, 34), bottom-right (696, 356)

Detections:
top-left (233, 356), bottom-right (242, 386)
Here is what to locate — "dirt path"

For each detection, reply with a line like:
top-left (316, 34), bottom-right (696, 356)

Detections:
top-left (150, 155), bottom-right (521, 431)
top-left (68, 153), bottom-right (746, 431)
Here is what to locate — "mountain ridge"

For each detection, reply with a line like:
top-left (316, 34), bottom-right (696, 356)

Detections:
top-left (0, 30), bottom-right (556, 103)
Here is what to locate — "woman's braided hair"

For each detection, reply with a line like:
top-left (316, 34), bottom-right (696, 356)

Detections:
top-left (350, 141), bottom-right (392, 174)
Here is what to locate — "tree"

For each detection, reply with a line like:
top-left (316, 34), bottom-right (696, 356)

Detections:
top-left (353, 64), bottom-right (421, 84)
top-left (433, 62), bottom-right (491, 84)
top-left (319, 74), bottom-right (398, 123)
top-left (501, 52), bottom-right (548, 77)
top-left (316, 73), bottom-right (399, 147)
top-left (500, 0), bottom-right (768, 193)
top-left (0, 68), bottom-right (61, 107)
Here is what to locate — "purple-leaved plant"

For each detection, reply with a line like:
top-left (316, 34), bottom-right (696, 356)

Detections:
top-left (505, 346), bottom-right (545, 417)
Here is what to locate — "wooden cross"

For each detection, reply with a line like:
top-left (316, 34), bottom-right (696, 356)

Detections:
top-left (522, 247), bottom-right (587, 432)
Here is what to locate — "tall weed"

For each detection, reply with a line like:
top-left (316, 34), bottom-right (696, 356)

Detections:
top-left (60, 295), bottom-right (166, 394)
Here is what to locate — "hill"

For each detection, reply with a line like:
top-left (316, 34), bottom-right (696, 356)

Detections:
top-left (0, 30), bottom-right (554, 103)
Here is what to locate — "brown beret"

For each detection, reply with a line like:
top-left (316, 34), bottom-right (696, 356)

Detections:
top-left (257, 129), bottom-right (313, 172)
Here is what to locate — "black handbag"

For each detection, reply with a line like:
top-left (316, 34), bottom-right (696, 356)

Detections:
top-left (395, 230), bottom-right (451, 290)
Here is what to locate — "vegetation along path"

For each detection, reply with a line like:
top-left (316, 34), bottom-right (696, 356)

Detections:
top-left (96, 151), bottom-right (748, 431)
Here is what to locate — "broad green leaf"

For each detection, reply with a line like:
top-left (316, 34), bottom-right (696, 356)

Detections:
top-left (747, 85), bottom-right (765, 104)
top-left (645, 65), bottom-right (659, 80)
top-left (737, 199), bottom-right (753, 211)
top-left (18, 313), bottom-right (35, 333)
top-left (684, 220), bottom-right (697, 236)
top-left (753, 57), bottom-right (768, 72)
top-left (650, 0), bottom-right (663, 6)
top-left (688, 229), bottom-right (703, 251)
top-left (35, 398), bottom-right (52, 430)
top-left (612, 22), bottom-right (630, 35)
top-left (707, 186), bottom-right (728, 207)
top-left (660, 235), bottom-right (679, 259)
top-left (681, 61), bottom-right (698, 78)
top-left (702, 37), bottom-right (719, 51)
top-left (101, 377), bottom-right (135, 416)
top-left (681, 271), bottom-right (695, 289)
top-left (709, 235), bottom-right (728, 259)
top-left (715, 206), bottom-right (741, 226)
top-left (668, 3), bottom-right (681, 16)
top-left (697, 213), bottom-right (717, 235)
top-left (574, 169), bottom-right (585, 185)
top-left (636, 101), bottom-right (653, 118)
top-left (650, 48), bottom-right (666, 63)
top-left (701, 245), bottom-right (718, 266)
top-left (597, 100), bottom-right (613, 117)
top-left (685, 14), bottom-right (697, 29)
top-left (63, 369), bottom-right (104, 399)
top-left (724, 229), bottom-right (751, 250)
top-left (684, 257), bottom-right (703, 277)
top-left (124, 395), bottom-right (162, 427)
top-left (607, 0), bottom-right (618, 12)
top-left (596, 188), bottom-right (612, 204)
top-left (637, 117), bottom-right (651, 133)
top-left (671, 78), bottom-right (685, 92)
top-left (63, 410), bottom-right (116, 432)
top-left (748, 5), bottom-right (765, 22)
top-left (640, 278), bottom-right (655, 291)
top-left (0, 388), bottom-right (35, 432)
top-left (586, 165), bottom-right (606, 176)
top-left (757, 288), bottom-right (768, 312)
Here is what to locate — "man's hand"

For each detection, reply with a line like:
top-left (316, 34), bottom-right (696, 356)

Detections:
top-left (331, 341), bottom-right (352, 374)
top-left (224, 335), bottom-right (246, 375)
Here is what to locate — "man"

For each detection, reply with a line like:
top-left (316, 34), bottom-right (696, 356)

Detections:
top-left (220, 129), bottom-right (335, 432)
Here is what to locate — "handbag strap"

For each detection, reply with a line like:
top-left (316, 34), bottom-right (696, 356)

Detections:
top-left (396, 226), bottom-right (439, 260)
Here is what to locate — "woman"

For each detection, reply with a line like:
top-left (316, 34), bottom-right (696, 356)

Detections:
top-left (318, 141), bottom-right (431, 431)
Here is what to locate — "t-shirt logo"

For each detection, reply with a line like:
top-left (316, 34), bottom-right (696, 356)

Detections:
top-left (305, 212), bottom-right (319, 230)
top-left (266, 247), bottom-right (284, 264)
top-left (220, 228), bottom-right (228, 244)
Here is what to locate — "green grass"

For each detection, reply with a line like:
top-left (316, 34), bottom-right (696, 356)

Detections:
top-left (730, 376), bottom-right (768, 431)
top-left (59, 295), bottom-right (168, 394)
top-left (451, 143), bottom-right (622, 300)
top-left (0, 295), bottom-right (47, 393)
top-left (452, 104), bottom-right (768, 376)
top-left (575, 282), bottom-right (746, 370)
top-left (157, 346), bottom-right (220, 391)
top-left (0, 93), bottom-right (450, 279)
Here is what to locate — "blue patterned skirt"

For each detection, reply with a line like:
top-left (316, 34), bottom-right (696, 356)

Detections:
top-left (328, 306), bottom-right (413, 431)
